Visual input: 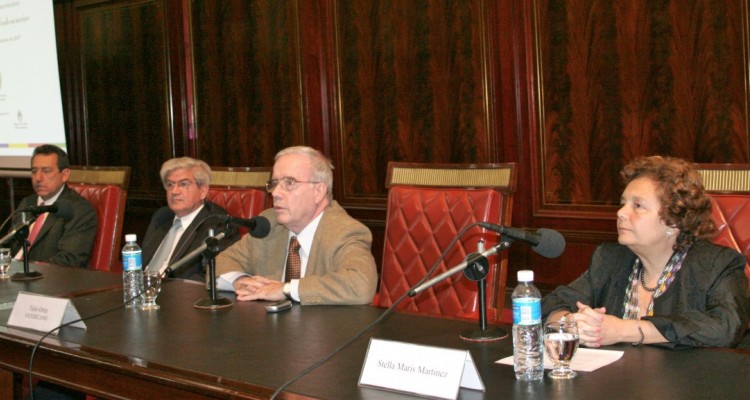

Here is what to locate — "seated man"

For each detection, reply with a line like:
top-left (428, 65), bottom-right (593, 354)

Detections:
top-left (216, 146), bottom-right (377, 305)
top-left (11, 144), bottom-right (97, 268)
top-left (143, 157), bottom-right (239, 281)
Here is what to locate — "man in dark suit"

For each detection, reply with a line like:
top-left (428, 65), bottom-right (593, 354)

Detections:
top-left (11, 144), bottom-right (97, 268)
top-left (142, 157), bottom-right (238, 281)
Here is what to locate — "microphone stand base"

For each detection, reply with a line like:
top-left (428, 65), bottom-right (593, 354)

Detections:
top-left (460, 326), bottom-right (508, 342)
top-left (10, 271), bottom-right (43, 281)
top-left (194, 296), bottom-right (233, 310)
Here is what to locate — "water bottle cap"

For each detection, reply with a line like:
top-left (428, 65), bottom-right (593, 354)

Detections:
top-left (517, 270), bottom-right (534, 282)
top-left (125, 234), bottom-right (137, 242)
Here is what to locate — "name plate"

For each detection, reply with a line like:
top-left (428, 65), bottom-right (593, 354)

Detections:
top-left (7, 292), bottom-right (86, 333)
top-left (359, 338), bottom-right (484, 399)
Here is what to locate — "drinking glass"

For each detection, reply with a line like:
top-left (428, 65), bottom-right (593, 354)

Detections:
top-left (543, 320), bottom-right (579, 379)
top-left (140, 271), bottom-right (162, 310)
top-left (0, 247), bottom-right (11, 279)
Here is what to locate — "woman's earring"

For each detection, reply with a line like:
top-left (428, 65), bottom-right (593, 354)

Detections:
top-left (666, 230), bottom-right (674, 238)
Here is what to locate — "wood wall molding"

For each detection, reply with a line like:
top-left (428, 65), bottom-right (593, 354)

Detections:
top-left (0, 0), bottom-right (743, 287)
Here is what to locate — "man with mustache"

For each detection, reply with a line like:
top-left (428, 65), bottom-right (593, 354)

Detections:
top-left (11, 144), bottom-right (97, 268)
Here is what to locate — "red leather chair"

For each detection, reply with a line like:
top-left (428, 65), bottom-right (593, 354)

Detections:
top-left (68, 166), bottom-right (131, 272)
top-left (697, 164), bottom-right (750, 292)
top-left (376, 162), bottom-right (517, 322)
top-left (207, 167), bottom-right (272, 235)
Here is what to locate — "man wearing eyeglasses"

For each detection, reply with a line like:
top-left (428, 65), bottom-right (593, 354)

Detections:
top-left (142, 157), bottom-right (239, 281)
top-left (215, 146), bottom-right (378, 305)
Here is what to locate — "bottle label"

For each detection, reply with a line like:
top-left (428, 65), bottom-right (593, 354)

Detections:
top-left (512, 298), bottom-right (541, 325)
top-left (122, 252), bottom-right (142, 271)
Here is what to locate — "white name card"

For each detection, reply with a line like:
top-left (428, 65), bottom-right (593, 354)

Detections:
top-left (7, 292), bottom-right (86, 333)
top-left (359, 338), bottom-right (484, 399)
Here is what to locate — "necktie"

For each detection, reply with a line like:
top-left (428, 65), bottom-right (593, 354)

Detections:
top-left (284, 236), bottom-right (301, 282)
top-left (149, 218), bottom-right (182, 274)
top-left (27, 212), bottom-right (48, 248)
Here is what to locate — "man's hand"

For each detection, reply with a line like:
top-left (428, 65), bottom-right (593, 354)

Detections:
top-left (233, 276), bottom-right (286, 301)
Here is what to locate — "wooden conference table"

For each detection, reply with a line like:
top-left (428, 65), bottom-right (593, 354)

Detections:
top-left (1, 262), bottom-right (749, 399)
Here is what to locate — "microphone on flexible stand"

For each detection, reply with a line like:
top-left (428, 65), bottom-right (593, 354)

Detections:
top-left (167, 213), bottom-right (269, 282)
top-left (19, 202), bottom-right (70, 216)
top-left (210, 214), bottom-right (271, 238)
top-left (4, 199), bottom-right (75, 281)
top-left (476, 223), bottom-right (566, 258)
top-left (178, 214), bottom-right (270, 310)
top-left (408, 225), bottom-right (565, 297)
top-left (157, 212), bottom-right (270, 278)
top-left (0, 200), bottom-right (74, 246)
top-left (408, 223), bottom-right (566, 341)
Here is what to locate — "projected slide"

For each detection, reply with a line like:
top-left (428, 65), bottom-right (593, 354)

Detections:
top-left (0, 0), bottom-right (66, 174)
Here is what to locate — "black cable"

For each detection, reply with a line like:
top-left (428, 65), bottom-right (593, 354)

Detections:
top-left (0, 209), bottom-right (20, 235)
top-left (25, 215), bottom-right (225, 397)
top-left (27, 270), bottom-right (163, 399)
top-left (269, 222), bottom-right (485, 399)
top-left (0, 209), bottom-right (24, 247)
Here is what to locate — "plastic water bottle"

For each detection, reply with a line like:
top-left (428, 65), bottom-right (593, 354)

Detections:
top-left (512, 270), bottom-right (544, 381)
top-left (122, 234), bottom-right (144, 309)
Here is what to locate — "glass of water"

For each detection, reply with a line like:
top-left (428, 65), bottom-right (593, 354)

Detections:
top-left (140, 271), bottom-right (162, 310)
top-left (544, 320), bottom-right (579, 379)
top-left (0, 247), bottom-right (11, 279)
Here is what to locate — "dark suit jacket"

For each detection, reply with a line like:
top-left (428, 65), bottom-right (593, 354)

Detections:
top-left (142, 201), bottom-right (239, 281)
top-left (11, 185), bottom-right (98, 268)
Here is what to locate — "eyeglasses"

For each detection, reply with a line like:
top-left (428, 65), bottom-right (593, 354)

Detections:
top-left (164, 180), bottom-right (196, 191)
top-left (266, 176), bottom-right (321, 193)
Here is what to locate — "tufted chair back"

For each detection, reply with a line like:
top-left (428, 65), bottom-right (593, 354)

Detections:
top-left (68, 166), bottom-right (131, 272)
top-left (377, 162), bottom-right (517, 322)
top-left (697, 164), bottom-right (750, 294)
top-left (207, 167), bottom-right (272, 235)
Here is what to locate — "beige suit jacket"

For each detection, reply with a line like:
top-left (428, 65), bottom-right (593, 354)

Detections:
top-left (215, 201), bottom-right (378, 305)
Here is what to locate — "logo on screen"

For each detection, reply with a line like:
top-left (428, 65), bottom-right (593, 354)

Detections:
top-left (14, 109), bottom-right (27, 130)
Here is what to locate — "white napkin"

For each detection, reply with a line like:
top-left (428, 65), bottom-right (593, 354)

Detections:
top-left (496, 348), bottom-right (624, 372)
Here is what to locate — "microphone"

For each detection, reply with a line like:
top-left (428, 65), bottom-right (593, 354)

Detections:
top-left (163, 214), bottom-right (270, 277)
top-left (212, 214), bottom-right (271, 238)
top-left (163, 231), bottom-right (226, 276)
top-left (0, 200), bottom-right (74, 246)
top-left (20, 199), bottom-right (74, 221)
top-left (477, 222), bottom-right (565, 258)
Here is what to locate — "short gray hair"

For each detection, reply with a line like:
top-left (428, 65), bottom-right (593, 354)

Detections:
top-left (160, 157), bottom-right (212, 187)
top-left (275, 146), bottom-right (334, 199)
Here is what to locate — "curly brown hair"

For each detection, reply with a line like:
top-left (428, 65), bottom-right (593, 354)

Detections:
top-left (621, 156), bottom-right (717, 252)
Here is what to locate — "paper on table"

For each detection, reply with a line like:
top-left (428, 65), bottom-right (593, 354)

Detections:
top-left (496, 348), bottom-right (624, 372)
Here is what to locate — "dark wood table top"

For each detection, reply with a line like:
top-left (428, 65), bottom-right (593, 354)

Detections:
top-left (1, 262), bottom-right (749, 399)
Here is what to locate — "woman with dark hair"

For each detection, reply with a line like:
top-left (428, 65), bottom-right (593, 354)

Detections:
top-left (543, 156), bottom-right (749, 348)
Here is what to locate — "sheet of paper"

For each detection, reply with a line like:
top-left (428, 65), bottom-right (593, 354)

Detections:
top-left (496, 348), bottom-right (624, 372)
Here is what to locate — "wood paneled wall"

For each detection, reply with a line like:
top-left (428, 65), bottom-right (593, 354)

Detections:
top-left (2, 0), bottom-right (748, 289)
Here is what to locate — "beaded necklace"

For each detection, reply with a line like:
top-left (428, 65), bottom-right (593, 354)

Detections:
top-left (622, 248), bottom-right (688, 319)
top-left (639, 268), bottom-right (658, 292)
